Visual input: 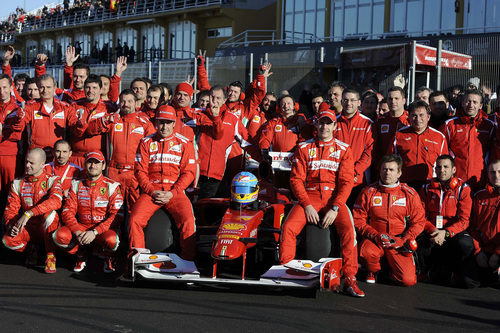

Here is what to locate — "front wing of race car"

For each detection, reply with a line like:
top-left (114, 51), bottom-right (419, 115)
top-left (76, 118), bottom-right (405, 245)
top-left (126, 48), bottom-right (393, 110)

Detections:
top-left (130, 248), bottom-right (342, 290)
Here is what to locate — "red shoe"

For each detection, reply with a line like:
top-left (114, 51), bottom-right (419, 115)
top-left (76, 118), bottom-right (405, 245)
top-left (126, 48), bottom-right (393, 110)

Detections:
top-left (366, 272), bottom-right (376, 284)
top-left (44, 253), bottom-right (56, 274)
top-left (343, 276), bottom-right (365, 298)
top-left (103, 257), bottom-right (116, 273)
top-left (74, 256), bottom-right (87, 272)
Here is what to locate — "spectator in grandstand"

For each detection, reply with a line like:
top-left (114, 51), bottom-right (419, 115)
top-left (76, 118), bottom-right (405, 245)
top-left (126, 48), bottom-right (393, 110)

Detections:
top-left (464, 159), bottom-right (500, 288)
top-left (390, 100), bottom-right (448, 190)
top-left (53, 150), bottom-right (123, 274)
top-left (428, 91), bottom-right (451, 129)
top-left (360, 91), bottom-right (378, 121)
top-left (415, 86), bottom-right (432, 104)
top-left (417, 155), bottom-right (474, 284)
top-left (2, 148), bottom-right (63, 274)
top-left (44, 139), bottom-right (83, 197)
top-left (440, 89), bottom-right (495, 191)
top-left (128, 46), bottom-right (135, 63)
top-left (327, 81), bottom-right (345, 115)
top-left (335, 88), bottom-right (374, 205)
top-left (280, 108), bottom-right (365, 297)
top-left (353, 154), bottom-right (426, 287)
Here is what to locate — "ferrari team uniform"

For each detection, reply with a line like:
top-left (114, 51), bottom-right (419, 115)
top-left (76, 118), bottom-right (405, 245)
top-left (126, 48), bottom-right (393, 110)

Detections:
top-left (54, 174), bottom-right (123, 254)
top-left (85, 112), bottom-right (155, 210)
top-left (11, 98), bottom-right (78, 159)
top-left (417, 178), bottom-right (474, 277)
top-left (372, 111), bottom-right (409, 171)
top-left (2, 171), bottom-right (63, 254)
top-left (259, 114), bottom-right (312, 152)
top-left (464, 185), bottom-right (500, 287)
top-left (335, 111), bottom-right (374, 187)
top-left (440, 114), bottom-right (495, 190)
top-left (280, 137), bottom-right (359, 278)
top-left (69, 98), bottom-right (113, 166)
top-left (0, 96), bottom-right (22, 203)
top-left (353, 182), bottom-right (426, 286)
top-left (44, 161), bottom-right (83, 194)
top-left (128, 132), bottom-right (197, 260)
top-left (390, 126), bottom-right (448, 187)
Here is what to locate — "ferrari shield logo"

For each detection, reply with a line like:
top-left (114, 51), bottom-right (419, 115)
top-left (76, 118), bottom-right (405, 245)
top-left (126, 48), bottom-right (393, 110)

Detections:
top-left (41, 181), bottom-right (47, 190)
top-left (309, 148), bottom-right (316, 158)
top-left (100, 187), bottom-right (107, 195)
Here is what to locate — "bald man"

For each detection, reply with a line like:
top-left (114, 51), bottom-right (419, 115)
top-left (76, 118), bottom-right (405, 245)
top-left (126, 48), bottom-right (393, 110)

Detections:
top-left (2, 148), bottom-right (63, 273)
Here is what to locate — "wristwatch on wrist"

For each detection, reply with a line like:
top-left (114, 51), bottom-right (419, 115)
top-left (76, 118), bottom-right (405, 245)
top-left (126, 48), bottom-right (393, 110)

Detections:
top-left (331, 205), bottom-right (340, 212)
top-left (444, 230), bottom-right (450, 239)
top-left (92, 229), bottom-right (98, 236)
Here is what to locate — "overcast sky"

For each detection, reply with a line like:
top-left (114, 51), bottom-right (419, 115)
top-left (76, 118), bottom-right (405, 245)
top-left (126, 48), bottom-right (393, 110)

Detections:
top-left (1, 1), bottom-right (64, 19)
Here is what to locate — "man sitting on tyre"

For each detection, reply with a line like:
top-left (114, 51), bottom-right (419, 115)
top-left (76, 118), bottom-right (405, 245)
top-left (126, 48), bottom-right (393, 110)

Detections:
top-left (279, 109), bottom-right (364, 297)
top-left (128, 106), bottom-right (197, 261)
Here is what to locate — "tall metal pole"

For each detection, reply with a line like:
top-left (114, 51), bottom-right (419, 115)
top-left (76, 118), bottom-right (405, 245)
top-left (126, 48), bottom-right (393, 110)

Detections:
top-left (410, 40), bottom-right (416, 102)
top-left (249, 53), bottom-right (253, 84)
top-left (436, 39), bottom-right (442, 91)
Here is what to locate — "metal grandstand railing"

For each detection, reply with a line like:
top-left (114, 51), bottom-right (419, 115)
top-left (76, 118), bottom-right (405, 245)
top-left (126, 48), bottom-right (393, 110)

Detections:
top-left (10, 0), bottom-right (223, 34)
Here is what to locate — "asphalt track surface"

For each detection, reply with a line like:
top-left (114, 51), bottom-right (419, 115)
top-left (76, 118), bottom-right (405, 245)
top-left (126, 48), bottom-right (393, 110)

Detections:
top-left (0, 248), bottom-right (499, 333)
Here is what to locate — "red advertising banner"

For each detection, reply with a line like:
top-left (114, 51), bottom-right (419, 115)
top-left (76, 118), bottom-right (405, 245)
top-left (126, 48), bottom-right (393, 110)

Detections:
top-left (415, 44), bottom-right (472, 70)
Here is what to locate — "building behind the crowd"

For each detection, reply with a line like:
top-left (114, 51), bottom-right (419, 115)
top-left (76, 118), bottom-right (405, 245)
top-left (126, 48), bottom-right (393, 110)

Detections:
top-left (1, 0), bottom-right (499, 98)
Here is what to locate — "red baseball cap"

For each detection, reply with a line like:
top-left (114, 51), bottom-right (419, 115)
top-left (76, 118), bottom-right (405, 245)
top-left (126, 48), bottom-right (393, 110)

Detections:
top-left (318, 110), bottom-right (337, 122)
top-left (175, 82), bottom-right (194, 98)
top-left (85, 151), bottom-right (105, 163)
top-left (318, 101), bottom-right (332, 113)
top-left (156, 105), bottom-right (176, 121)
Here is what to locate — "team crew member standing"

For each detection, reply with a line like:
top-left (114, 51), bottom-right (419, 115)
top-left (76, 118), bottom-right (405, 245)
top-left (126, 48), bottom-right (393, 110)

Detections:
top-left (0, 74), bottom-right (22, 209)
top-left (259, 95), bottom-right (312, 153)
top-left (85, 89), bottom-right (155, 211)
top-left (53, 151), bottom-right (124, 273)
top-left (440, 89), bottom-right (495, 190)
top-left (417, 155), bottom-right (474, 282)
top-left (2, 148), bottom-right (63, 273)
top-left (373, 87), bottom-right (409, 171)
top-left (390, 100), bottom-right (448, 190)
top-left (197, 86), bottom-right (260, 199)
top-left (335, 88), bottom-right (374, 202)
top-left (44, 140), bottom-right (83, 197)
top-left (279, 109), bottom-right (364, 297)
top-left (464, 160), bottom-right (500, 288)
top-left (353, 154), bottom-right (426, 286)
top-left (128, 107), bottom-right (197, 260)
top-left (69, 75), bottom-right (114, 167)
top-left (12, 74), bottom-right (78, 160)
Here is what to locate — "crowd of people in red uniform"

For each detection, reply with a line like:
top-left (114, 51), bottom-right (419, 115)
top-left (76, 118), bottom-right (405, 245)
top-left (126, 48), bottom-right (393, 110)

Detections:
top-left (0, 44), bottom-right (499, 298)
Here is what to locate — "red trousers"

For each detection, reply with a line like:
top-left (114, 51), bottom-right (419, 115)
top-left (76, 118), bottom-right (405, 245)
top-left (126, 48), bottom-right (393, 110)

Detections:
top-left (359, 239), bottom-right (417, 286)
top-left (279, 192), bottom-right (358, 277)
top-left (0, 154), bottom-right (17, 197)
top-left (3, 213), bottom-right (59, 253)
top-left (128, 192), bottom-right (196, 260)
top-left (107, 167), bottom-right (139, 213)
top-left (52, 225), bottom-right (119, 255)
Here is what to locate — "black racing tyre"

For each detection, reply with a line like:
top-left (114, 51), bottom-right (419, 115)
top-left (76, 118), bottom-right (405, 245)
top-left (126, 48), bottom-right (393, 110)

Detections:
top-left (144, 208), bottom-right (174, 253)
top-left (304, 225), bottom-right (340, 261)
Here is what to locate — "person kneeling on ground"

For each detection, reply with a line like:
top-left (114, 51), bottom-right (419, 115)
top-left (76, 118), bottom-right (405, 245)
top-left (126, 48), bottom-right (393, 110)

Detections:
top-left (353, 154), bottom-right (426, 286)
top-left (53, 151), bottom-right (124, 273)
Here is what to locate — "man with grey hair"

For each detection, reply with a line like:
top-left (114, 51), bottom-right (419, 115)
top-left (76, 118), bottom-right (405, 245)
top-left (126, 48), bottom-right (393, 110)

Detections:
top-left (415, 86), bottom-right (433, 104)
top-left (12, 74), bottom-right (79, 160)
top-left (2, 148), bottom-right (63, 273)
